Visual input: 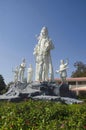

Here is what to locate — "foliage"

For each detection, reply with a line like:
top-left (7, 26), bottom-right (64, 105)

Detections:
top-left (0, 100), bottom-right (86, 130)
top-left (0, 74), bottom-right (6, 94)
top-left (71, 61), bottom-right (86, 77)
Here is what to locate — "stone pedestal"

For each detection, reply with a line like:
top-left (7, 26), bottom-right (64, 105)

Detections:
top-left (59, 83), bottom-right (76, 98)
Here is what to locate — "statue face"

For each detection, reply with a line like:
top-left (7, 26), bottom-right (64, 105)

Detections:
top-left (41, 27), bottom-right (48, 37)
top-left (61, 60), bottom-right (64, 64)
top-left (22, 58), bottom-right (25, 63)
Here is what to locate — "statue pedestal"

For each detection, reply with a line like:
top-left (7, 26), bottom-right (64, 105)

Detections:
top-left (59, 83), bottom-right (76, 98)
top-left (0, 81), bottom-right (83, 104)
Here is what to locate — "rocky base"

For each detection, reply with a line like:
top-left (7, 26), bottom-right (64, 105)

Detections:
top-left (0, 81), bottom-right (83, 104)
top-left (59, 83), bottom-right (76, 98)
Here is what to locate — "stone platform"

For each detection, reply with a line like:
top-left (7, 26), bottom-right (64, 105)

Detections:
top-left (0, 81), bottom-right (83, 104)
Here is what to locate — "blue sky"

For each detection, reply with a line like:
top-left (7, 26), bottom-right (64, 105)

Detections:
top-left (0, 0), bottom-right (86, 83)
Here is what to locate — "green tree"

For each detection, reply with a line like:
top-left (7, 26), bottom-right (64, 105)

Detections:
top-left (0, 74), bottom-right (6, 94)
top-left (71, 61), bottom-right (86, 77)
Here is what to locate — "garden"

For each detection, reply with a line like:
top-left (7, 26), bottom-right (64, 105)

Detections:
top-left (0, 99), bottom-right (86, 130)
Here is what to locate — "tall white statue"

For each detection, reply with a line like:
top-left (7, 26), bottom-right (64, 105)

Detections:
top-left (12, 66), bottom-right (19, 83)
top-left (33, 26), bottom-right (54, 82)
top-left (19, 58), bottom-right (26, 82)
top-left (56, 59), bottom-right (69, 82)
top-left (27, 64), bottom-right (33, 83)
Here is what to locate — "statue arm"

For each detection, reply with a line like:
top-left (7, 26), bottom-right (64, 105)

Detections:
top-left (63, 59), bottom-right (69, 68)
top-left (33, 45), bottom-right (39, 55)
top-left (44, 39), bottom-right (54, 53)
top-left (65, 59), bottom-right (69, 65)
top-left (56, 66), bottom-right (69, 73)
top-left (56, 70), bottom-right (60, 73)
top-left (49, 39), bottom-right (54, 49)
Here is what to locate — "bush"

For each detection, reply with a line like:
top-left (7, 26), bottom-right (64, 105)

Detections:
top-left (0, 100), bottom-right (86, 130)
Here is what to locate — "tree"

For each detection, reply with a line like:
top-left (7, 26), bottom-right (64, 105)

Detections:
top-left (0, 74), bottom-right (6, 94)
top-left (71, 61), bottom-right (86, 77)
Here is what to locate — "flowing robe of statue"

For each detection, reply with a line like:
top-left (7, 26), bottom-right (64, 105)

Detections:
top-left (33, 27), bottom-right (54, 82)
top-left (27, 64), bottom-right (33, 83)
top-left (19, 59), bottom-right (26, 82)
top-left (33, 44), bottom-right (40, 81)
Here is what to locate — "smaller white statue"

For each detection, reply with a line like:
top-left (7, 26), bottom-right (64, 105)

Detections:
top-left (56, 59), bottom-right (69, 82)
top-left (19, 58), bottom-right (26, 82)
top-left (12, 66), bottom-right (19, 83)
top-left (27, 64), bottom-right (33, 83)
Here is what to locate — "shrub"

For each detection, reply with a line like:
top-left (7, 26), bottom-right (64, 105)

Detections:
top-left (0, 100), bottom-right (86, 130)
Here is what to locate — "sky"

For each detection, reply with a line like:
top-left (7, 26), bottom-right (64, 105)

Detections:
top-left (0, 0), bottom-right (86, 84)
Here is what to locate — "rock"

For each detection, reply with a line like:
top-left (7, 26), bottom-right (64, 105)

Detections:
top-left (0, 81), bottom-right (82, 104)
top-left (59, 83), bottom-right (76, 98)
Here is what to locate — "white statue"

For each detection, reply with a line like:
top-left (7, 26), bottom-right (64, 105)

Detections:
top-left (33, 44), bottom-right (40, 81)
top-left (27, 64), bottom-right (33, 83)
top-left (12, 66), bottom-right (19, 83)
top-left (33, 27), bottom-right (54, 82)
top-left (19, 58), bottom-right (26, 82)
top-left (56, 59), bottom-right (69, 82)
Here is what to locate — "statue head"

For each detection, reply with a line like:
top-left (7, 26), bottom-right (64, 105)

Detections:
top-left (22, 58), bottom-right (26, 63)
top-left (40, 26), bottom-right (48, 38)
top-left (60, 60), bottom-right (64, 64)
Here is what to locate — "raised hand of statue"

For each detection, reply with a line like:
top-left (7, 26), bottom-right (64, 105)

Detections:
top-left (65, 58), bottom-right (69, 65)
